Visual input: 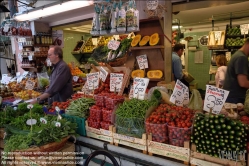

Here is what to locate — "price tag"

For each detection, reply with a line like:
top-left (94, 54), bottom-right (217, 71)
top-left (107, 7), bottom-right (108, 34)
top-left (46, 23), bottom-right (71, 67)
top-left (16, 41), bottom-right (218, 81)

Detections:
top-left (25, 80), bottom-right (35, 90)
top-left (28, 55), bottom-right (33, 61)
top-left (18, 42), bottom-right (23, 50)
top-left (26, 119), bottom-right (37, 125)
top-left (214, 31), bottom-right (222, 41)
top-left (107, 40), bottom-right (120, 50)
top-left (203, 85), bottom-right (229, 114)
top-left (81, 81), bottom-right (92, 95)
top-left (55, 106), bottom-right (60, 112)
top-left (129, 85), bottom-right (134, 99)
top-left (136, 55), bottom-right (148, 69)
top-left (182, 88), bottom-right (189, 107)
top-left (146, 0), bottom-right (158, 10)
top-left (169, 79), bottom-right (188, 106)
top-left (40, 118), bottom-right (47, 124)
top-left (46, 58), bottom-right (52, 67)
top-left (110, 73), bottom-right (124, 92)
top-left (240, 24), bottom-right (249, 35)
top-left (133, 77), bottom-right (150, 100)
top-left (55, 122), bottom-right (61, 127)
top-left (18, 38), bottom-right (26, 43)
top-left (73, 76), bottom-right (79, 82)
top-left (99, 67), bottom-right (108, 82)
top-left (87, 72), bottom-right (99, 90)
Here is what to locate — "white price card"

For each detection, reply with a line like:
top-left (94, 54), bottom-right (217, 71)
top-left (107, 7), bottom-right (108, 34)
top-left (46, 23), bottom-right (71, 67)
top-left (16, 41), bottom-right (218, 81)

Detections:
top-left (108, 40), bottom-right (120, 51)
top-left (1, 74), bottom-right (11, 84)
top-left (240, 24), bottom-right (249, 35)
top-left (182, 88), bottom-right (189, 107)
top-left (110, 73), bottom-right (124, 92)
top-left (25, 80), bottom-right (35, 90)
top-left (87, 72), bottom-right (99, 90)
top-left (133, 77), bottom-right (150, 100)
top-left (82, 81), bottom-right (92, 95)
top-left (17, 75), bottom-right (23, 83)
top-left (18, 42), bottom-right (23, 50)
top-left (99, 67), bottom-right (108, 82)
top-left (129, 85), bottom-right (134, 99)
top-left (136, 54), bottom-right (148, 69)
top-left (16, 72), bottom-right (20, 77)
top-left (73, 76), bottom-right (79, 82)
top-left (214, 31), bottom-right (222, 41)
top-left (169, 79), bottom-right (188, 106)
top-left (203, 85), bottom-right (229, 114)
top-left (18, 38), bottom-right (26, 43)
top-left (28, 55), bottom-right (33, 61)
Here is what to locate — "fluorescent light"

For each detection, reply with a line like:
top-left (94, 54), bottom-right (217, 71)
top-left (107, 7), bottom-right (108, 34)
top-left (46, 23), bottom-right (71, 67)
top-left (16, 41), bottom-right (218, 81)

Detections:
top-left (14, 1), bottom-right (94, 21)
top-left (172, 25), bottom-right (182, 29)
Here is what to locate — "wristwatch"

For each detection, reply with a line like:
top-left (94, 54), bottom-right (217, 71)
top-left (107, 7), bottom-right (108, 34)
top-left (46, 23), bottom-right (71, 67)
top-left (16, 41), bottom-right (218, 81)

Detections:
top-left (36, 98), bottom-right (40, 102)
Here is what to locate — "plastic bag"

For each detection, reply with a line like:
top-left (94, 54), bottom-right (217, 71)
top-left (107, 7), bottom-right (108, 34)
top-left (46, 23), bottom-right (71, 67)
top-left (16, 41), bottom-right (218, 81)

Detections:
top-left (37, 72), bottom-right (49, 89)
top-left (188, 89), bottom-right (203, 110)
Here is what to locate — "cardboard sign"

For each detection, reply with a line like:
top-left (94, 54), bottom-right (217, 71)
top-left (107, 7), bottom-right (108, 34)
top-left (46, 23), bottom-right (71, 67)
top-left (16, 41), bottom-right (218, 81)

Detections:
top-left (240, 24), bottom-right (249, 35)
top-left (170, 79), bottom-right (188, 106)
top-left (84, 63), bottom-right (91, 69)
top-left (108, 40), bottom-right (120, 50)
top-left (133, 77), bottom-right (150, 100)
top-left (110, 73), bottom-right (124, 92)
top-left (99, 67), bottom-right (108, 82)
top-left (203, 85), bottom-right (229, 114)
top-left (214, 31), bottom-right (222, 41)
top-left (87, 72), bottom-right (99, 90)
top-left (73, 76), bottom-right (79, 82)
top-left (136, 55), bottom-right (148, 69)
top-left (25, 80), bottom-right (36, 90)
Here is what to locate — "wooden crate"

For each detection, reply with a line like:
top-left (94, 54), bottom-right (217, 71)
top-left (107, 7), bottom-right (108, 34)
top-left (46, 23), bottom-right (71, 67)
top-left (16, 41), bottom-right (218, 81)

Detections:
top-left (191, 144), bottom-right (246, 166)
top-left (85, 121), bottom-right (114, 144)
top-left (147, 134), bottom-right (190, 165)
top-left (0, 128), bottom-right (5, 139)
top-left (113, 127), bottom-right (147, 154)
top-left (13, 142), bottom-right (76, 166)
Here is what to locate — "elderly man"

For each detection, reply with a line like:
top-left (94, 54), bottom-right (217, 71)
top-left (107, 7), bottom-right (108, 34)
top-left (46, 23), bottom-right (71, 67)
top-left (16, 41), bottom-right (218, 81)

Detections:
top-left (31, 46), bottom-right (73, 104)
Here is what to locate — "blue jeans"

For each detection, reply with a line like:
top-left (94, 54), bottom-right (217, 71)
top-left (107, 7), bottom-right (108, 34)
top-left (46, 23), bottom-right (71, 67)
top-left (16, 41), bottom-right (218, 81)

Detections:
top-left (226, 97), bottom-right (245, 104)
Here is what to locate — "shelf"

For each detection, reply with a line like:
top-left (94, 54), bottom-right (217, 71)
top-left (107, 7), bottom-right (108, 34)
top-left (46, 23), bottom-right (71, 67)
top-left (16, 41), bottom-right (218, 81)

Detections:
top-left (130, 45), bottom-right (164, 51)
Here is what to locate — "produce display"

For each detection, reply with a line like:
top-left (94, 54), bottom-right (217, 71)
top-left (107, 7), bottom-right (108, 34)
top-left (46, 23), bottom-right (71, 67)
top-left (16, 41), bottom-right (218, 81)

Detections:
top-left (38, 77), bottom-right (49, 89)
top-left (115, 98), bottom-right (157, 138)
top-left (147, 70), bottom-right (163, 79)
top-left (66, 98), bottom-right (95, 118)
top-left (226, 38), bottom-right (245, 47)
top-left (131, 34), bottom-right (141, 47)
top-left (226, 26), bottom-right (241, 35)
top-left (13, 90), bottom-right (41, 100)
top-left (149, 33), bottom-right (160, 46)
top-left (191, 113), bottom-right (247, 157)
top-left (131, 69), bottom-right (145, 78)
top-left (139, 36), bottom-right (150, 46)
top-left (68, 64), bottom-right (86, 77)
top-left (208, 30), bottom-right (225, 46)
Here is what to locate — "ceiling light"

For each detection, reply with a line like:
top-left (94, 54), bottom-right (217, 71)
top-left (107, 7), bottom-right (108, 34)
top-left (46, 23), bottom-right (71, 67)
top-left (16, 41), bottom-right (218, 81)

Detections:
top-left (13, 1), bottom-right (94, 21)
top-left (172, 25), bottom-right (182, 29)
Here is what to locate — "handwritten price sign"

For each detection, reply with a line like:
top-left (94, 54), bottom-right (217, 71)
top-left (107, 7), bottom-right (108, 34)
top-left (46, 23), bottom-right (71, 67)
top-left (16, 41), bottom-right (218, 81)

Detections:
top-left (25, 80), bottom-right (36, 90)
top-left (240, 24), bottom-right (249, 35)
top-left (108, 40), bottom-right (120, 51)
top-left (110, 73), bottom-right (124, 92)
top-left (214, 31), bottom-right (222, 41)
top-left (73, 76), bottom-right (79, 82)
top-left (82, 81), bottom-right (92, 95)
top-left (99, 67), bottom-right (108, 82)
top-left (133, 77), bottom-right (150, 100)
top-left (87, 72), bottom-right (99, 90)
top-left (182, 88), bottom-right (189, 107)
top-left (203, 85), bottom-right (229, 114)
top-left (1, 74), bottom-right (12, 84)
top-left (169, 80), bottom-right (188, 106)
top-left (136, 55), bottom-right (148, 69)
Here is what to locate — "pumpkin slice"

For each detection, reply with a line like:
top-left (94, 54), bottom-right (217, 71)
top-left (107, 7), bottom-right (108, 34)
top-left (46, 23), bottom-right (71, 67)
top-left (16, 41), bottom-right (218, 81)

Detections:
top-left (139, 36), bottom-right (150, 46)
top-left (131, 34), bottom-right (141, 47)
top-left (147, 70), bottom-right (163, 79)
top-left (131, 69), bottom-right (145, 78)
top-left (149, 33), bottom-right (160, 46)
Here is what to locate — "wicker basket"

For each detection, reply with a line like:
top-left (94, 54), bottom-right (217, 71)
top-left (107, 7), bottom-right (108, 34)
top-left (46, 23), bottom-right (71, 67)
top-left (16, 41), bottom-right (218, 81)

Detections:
top-left (108, 53), bottom-right (128, 67)
top-left (16, 136), bottom-right (70, 156)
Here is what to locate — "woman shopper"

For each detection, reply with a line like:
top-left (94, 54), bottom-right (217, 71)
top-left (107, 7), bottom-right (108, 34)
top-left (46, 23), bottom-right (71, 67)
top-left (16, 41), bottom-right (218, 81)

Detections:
top-left (215, 55), bottom-right (227, 88)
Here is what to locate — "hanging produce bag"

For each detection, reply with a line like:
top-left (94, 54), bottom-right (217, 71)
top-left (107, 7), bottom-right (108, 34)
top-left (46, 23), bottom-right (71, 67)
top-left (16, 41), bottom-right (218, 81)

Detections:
top-left (117, 5), bottom-right (126, 33)
top-left (126, 1), bottom-right (139, 32)
top-left (188, 89), bottom-right (203, 110)
top-left (90, 4), bottom-right (100, 36)
top-left (110, 2), bottom-right (118, 34)
top-left (37, 72), bottom-right (49, 89)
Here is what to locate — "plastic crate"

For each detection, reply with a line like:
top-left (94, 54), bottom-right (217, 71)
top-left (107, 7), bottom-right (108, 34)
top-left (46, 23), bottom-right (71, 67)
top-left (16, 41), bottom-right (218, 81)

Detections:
top-left (62, 114), bottom-right (86, 136)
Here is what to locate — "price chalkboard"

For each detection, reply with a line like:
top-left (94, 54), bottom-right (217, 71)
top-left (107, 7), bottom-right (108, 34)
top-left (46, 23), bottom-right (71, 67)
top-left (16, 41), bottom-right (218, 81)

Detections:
top-left (87, 72), bottom-right (99, 90)
top-left (110, 73), bottom-right (124, 92)
top-left (133, 77), bottom-right (150, 100)
top-left (136, 54), bottom-right (148, 69)
top-left (169, 79), bottom-right (188, 106)
top-left (203, 85), bottom-right (229, 114)
top-left (99, 67), bottom-right (108, 82)
top-left (199, 35), bottom-right (208, 46)
top-left (108, 40), bottom-right (120, 51)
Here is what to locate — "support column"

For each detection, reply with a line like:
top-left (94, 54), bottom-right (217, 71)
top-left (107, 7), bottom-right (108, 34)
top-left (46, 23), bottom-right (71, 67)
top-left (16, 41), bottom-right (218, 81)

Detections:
top-left (164, 1), bottom-right (172, 83)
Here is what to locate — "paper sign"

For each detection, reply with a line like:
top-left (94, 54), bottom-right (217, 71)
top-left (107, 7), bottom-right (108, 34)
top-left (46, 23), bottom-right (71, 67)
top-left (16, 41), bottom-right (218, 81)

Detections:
top-left (55, 122), bottom-right (61, 127)
top-left (146, 0), bottom-right (159, 10)
top-left (110, 73), bottom-right (124, 92)
top-left (26, 119), bottom-right (37, 125)
top-left (16, 72), bottom-right (20, 76)
top-left (1, 75), bottom-right (11, 84)
top-left (99, 67), bottom-right (108, 82)
top-left (18, 38), bottom-right (26, 43)
top-left (28, 55), bottom-right (33, 61)
top-left (73, 76), bottom-right (79, 82)
top-left (108, 40), bottom-right (120, 50)
top-left (203, 85), bottom-right (229, 114)
top-left (240, 24), bottom-right (249, 35)
top-left (182, 88), bottom-right (189, 107)
top-left (17, 75), bottom-right (23, 83)
top-left (129, 85), bottom-right (134, 99)
top-left (82, 81), bottom-right (92, 95)
top-left (12, 99), bottom-right (22, 105)
top-left (25, 80), bottom-right (35, 90)
top-left (214, 31), bottom-right (222, 41)
top-left (133, 77), bottom-right (150, 100)
top-left (3, 24), bottom-right (10, 32)
top-left (87, 72), bottom-right (99, 90)
top-left (18, 42), bottom-right (23, 50)
top-left (136, 55), bottom-right (148, 69)
top-left (170, 79), bottom-right (188, 106)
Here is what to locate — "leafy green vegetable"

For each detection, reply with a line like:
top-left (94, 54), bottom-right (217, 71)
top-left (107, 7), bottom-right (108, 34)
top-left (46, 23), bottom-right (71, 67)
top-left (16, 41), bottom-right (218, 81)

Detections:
top-left (0, 106), bottom-right (15, 128)
top-left (16, 103), bottom-right (29, 116)
top-left (91, 45), bottom-right (109, 62)
top-left (39, 78), bottom-right (49, 88)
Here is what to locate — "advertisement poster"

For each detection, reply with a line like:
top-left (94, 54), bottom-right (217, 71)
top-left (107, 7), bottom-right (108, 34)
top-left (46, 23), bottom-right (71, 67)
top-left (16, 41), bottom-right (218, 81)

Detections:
top-left (52, 30), bottom-right (64, 47)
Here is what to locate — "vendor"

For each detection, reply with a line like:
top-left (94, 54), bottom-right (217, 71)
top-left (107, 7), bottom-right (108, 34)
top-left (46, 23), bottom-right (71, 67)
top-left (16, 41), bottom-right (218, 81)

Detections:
top-left (30, 46), bottom-right (73, 104)
top-left (223, 38), bottom-right (249, 104)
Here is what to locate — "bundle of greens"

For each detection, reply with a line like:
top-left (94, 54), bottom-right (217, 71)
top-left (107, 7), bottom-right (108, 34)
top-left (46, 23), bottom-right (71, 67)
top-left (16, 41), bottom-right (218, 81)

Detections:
top-left (91, 45), bottom-right (109, 62)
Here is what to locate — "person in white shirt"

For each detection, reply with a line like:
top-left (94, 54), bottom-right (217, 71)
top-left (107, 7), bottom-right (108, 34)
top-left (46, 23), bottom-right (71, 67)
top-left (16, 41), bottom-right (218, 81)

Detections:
top-left (215, 55), bottom-right (227, 88)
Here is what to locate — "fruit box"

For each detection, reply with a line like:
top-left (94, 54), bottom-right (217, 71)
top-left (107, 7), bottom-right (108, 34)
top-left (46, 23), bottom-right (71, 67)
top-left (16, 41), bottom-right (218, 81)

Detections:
top-left (71, 40), bottom-right (84, 54)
